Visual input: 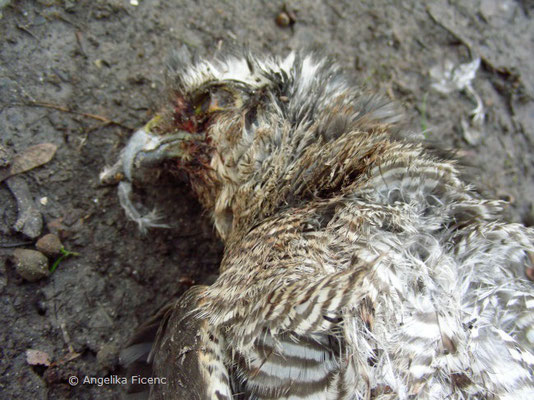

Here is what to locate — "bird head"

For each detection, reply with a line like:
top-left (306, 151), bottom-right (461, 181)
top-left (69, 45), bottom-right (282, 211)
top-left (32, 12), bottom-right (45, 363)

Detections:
top-left (100, 53), bottom-right (292, 238)
top-left (101, 52), bottom-right (400, 239)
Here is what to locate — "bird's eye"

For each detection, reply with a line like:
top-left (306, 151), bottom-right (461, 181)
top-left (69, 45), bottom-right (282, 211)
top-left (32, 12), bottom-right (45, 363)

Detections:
top-left (192, 86), bottom-right (238, 119)
top-left (168, 86), bottom-right (241, 134)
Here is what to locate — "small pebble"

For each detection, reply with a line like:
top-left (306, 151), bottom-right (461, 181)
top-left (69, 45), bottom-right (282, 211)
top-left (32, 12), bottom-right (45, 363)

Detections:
top-left (275, 11), bottom-right (291, 27)
top-left (47, 218), bottom-right (68, 239)
top-left (6, 176), bottom-right (43, 239)
top-left (275, 6), bottom-right (296, 28)
top-left (12, 249), bottom-right (50, 282)
top-left (36, 233), bottom-right (63, 257)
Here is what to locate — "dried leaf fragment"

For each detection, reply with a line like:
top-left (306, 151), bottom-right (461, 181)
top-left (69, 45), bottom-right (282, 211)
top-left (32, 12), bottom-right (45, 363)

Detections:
top-left (8, 143), bottom-right (57, 177)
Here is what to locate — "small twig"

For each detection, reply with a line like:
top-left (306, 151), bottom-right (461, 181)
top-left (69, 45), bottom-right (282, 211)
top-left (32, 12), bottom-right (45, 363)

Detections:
top-left (16, 24), bottom-right (39, 40)
top-left (325, 0), bottom-right (344, 19)
top-left (0, 241), bottom-right (34, 248)
top-left (52, 351), bottom-right (82, 366)
top-left (426, 6), bottom-right (474, 58)
top-left (75, 31), bottom-right (87, 57)
top-left (24, 101), bottom-right (133, 130)
top-left (60, 321), bottom-right (75, 354)
top-left (55, 13), bottom-right (84, 30)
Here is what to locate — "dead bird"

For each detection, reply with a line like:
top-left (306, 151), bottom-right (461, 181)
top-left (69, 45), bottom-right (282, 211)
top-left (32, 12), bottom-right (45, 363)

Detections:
top-left (102, 51), bottom-right (534, 399)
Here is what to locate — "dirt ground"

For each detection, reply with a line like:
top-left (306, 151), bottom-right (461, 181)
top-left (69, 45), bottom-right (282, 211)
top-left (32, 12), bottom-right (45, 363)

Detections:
top-left (0, 0), bottom-right (533, 399)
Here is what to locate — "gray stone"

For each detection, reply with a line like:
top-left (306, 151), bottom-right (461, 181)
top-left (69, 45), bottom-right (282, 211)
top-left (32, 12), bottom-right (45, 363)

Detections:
top-left (35, 233), bottom-right (63, 257)
top-left (5, 176), bottom-right (43, 239)
top-left (12, 249), bottom-right (50, 282)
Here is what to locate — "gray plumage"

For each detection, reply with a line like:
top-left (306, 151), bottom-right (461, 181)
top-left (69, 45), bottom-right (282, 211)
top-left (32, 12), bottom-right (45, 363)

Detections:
top-left (105, 52), bottom-right (534, 399)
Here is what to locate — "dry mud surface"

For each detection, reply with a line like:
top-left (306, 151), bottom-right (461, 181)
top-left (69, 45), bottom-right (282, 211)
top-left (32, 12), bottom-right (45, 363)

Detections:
top-left (1, 1), bottom-right (533, 399)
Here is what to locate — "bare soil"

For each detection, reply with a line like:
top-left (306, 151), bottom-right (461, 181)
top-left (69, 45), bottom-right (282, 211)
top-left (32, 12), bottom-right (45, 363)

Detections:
top-left (1, 1), bottom-right (533, 399)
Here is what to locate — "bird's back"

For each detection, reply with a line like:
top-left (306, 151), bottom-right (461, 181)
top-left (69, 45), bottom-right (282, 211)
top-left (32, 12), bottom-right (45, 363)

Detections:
top-left (199, 138), bottom-right (534, 399)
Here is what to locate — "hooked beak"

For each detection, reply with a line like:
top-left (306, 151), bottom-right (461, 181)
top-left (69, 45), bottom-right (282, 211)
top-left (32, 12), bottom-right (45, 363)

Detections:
top-left (100, 116), bottom-right (200, 185)
top-left (99, 116), bottom-right (201, 233)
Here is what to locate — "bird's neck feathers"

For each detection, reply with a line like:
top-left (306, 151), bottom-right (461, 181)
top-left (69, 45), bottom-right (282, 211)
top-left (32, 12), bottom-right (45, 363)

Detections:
top-left (207, 98), bottom-right (401, 243)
